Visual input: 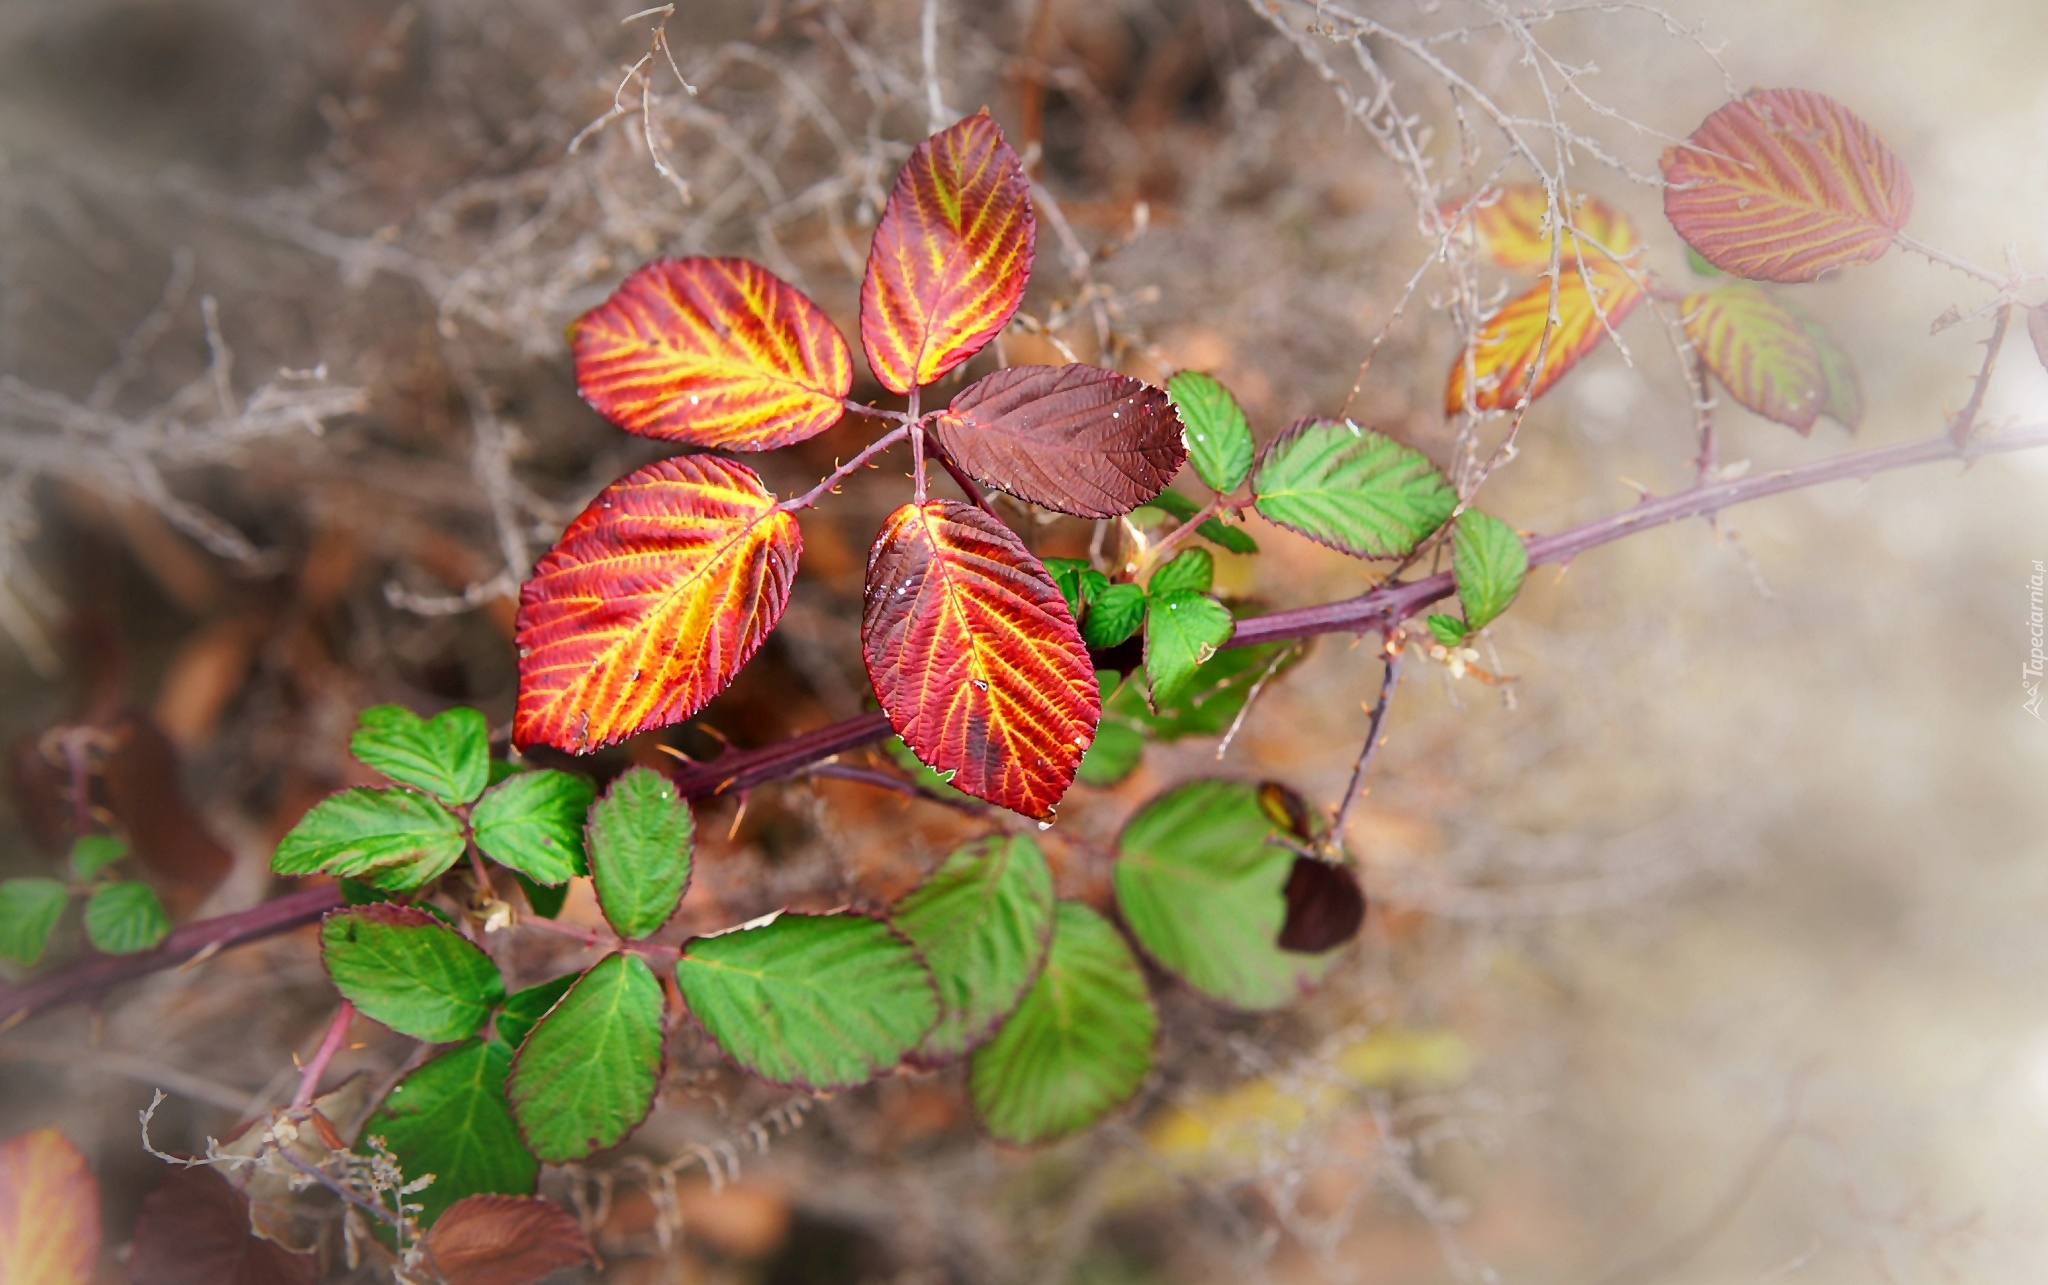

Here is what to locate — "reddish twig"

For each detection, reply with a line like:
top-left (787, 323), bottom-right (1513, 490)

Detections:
top-left (1947, 303), bottom-right (2011, 447)
top-left (781, 423), bottom-right (911, 512)
top-left (1329, 642), bottom-right (1402, 851)
top-left (290, 1000), bottom-right (355, 1110)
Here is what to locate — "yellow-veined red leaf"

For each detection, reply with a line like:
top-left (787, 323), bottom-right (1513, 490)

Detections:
top-left (1445, 260), bottom-right (1644, 415)
top-left (515, 456), bottom-right (799, 753)
top-left (1683, 283), bottom-right (1825, 432)
top-left (573, 257), bottom-right (852, 450)
top-left (0, 1128), bottom-right (98, 1285)
top-left (1445, 183), bottom-right (1640, 272)
top-left (860, 111), bottom-right (1035, 394)
top-left (1662, 88), bottom-right (1912, 283)
top-left (862, 502), bottom-right (1098, 819)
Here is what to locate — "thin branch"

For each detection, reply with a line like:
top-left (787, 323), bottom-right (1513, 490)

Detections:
top-left (779, 423), bottom-right (911, 511)
top-left (290, 1001), bottom-right (355, 1110)
top-left (807, 761), bottom-right (987, 814)
top-left (1330, 644), bottom-right (1403, 850)
top-left (1947, 303), bottom-right (2011, 447)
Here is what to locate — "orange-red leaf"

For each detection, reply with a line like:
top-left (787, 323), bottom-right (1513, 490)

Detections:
top-left (1683, 283), bottom-right (1825, 432)
top-left (860, 111), bottom-right (1035, 394)
top-left (862, 502), bottom-right (1097, 819)
top-left (927, 364), bottom-right (1185, 517)
top-left (1445, 261), bottom-right (1644, 415)
top-left (425, 1195), bottom-right (595, 1285)
top-left (573, 257), bottom-right (852, 450)
top-left (0, 1128), bottom-right (98, 1285)
top-left (515, 456), bottom-right (799, 753)
top-left (1662, 88), bottom-right (1912, 283)
top-left (1446, 183), bottom-right (1641, 272)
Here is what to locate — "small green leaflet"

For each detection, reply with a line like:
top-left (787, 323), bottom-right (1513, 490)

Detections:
top-left (1143, 591), bottom-right (1235, 708)
top-left (507, 953), bottom-right (664, 1162)
top-left (676, 912), bottom-right (937, 1090)
top-left (1146, 548), bottom-right (1213, 597)
top-left (471, 770), bottom-right (595, 886)
top-left (1114, 779), bottom-right (1338, 1010)
top-left (1165, 371), bottom-right (1254, 494)
top-left (891, 836), bottom-right (1055, 1061)
top-left (511, 870), bottom-right (568, 919)
top-left (69, 835), bottom-right (127, 881)
top-left (1685, 246), bottom-right (1722, 277)
top-left (587, 767), bottom-right (693, 940)
top-left (83, 882), bottom-right (169, 954)
top-left (968, 902), bottom-right (1156, 1145)
top-left (1137, 489), bottom-right (1258, 554)
top-left (272, 787), bottom-right (467, 892)
top-left (1081, 583), bottom-right (1147, 649)
top-left (1251, 419), bottom-right (1456, 559)
top-left (494, 973), bottom-right (578, 1050)
top-left (0, 878), bottom-right (68, 965)
top-left (361, 1038), bottom-right (536, 1227)
top-left (1451, 511), bottom-right (1527, 631)
top-left (1043, 557), bottom-right (1109, 619)
top-left (321, 906), bottom-right (505, 1042)
top-left (883, 736), bottom-right (975, 805)
top-left (1108, 638), bottom-right (1298, 740)
top-left (1074, 719), bottom-right (1145, 787)
top-left (1426, 614), bottom-right (1469, 647)
top-left (1789, 310), bottom-right (1864, 431)
top-left (349, 705), bottom-right (490, 806)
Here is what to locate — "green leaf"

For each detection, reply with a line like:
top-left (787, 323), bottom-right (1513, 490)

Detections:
top-left (1136, 490), bottom-right (1258, 554)
top-left (507, 953), bottom-right (664, 1161)
top-left (675, 912), bottom-right (937, 1091)
top-left (968, 902), bottom-right (1156, 1145)
top-left (1451, 511), bottom-right (1528, 631)
top-left (1251, 419), bottom-right (1456, 558)
top-left (321, 906), bottom-right (505, 1042)
top-left (1685, 246), bottom-right (1723, 277)
top-left (0, 878), bottom-right (68, 966)
top-left (883, 736), bottom-right (976, 804)
top-left (891, 836), bottom-right (1055, 1061)
top-left (494, 973), bottom-right (579, 1050)
top-left (587, 767), bottom-right (693, 940)
top-left (1146, 548), bottom-right (1213, 597)
top-left (1075, 719), bottom-right (1145, 787)
top-left (1166, 371), bottom-right (1255, 494)
top-left (1143, 591), bottom-right (1235, 709)
top-left (361, 1038), bottom-right (536, 1226)
top-left (69, 835), bottom-right (127, 881)
top-left (1108, 639), bottom-right (1298, 740)
top-left (272, 787), bottom-right (467, 892)
top-left (510, 870), bottom-right (567, 919)
top-left (471, 770), bottom-right (595, 886)
top-left (1113, 779), bottom-right (1338, 1009)
top-left (349, 705), bottom-right (490, 806)
top-left (82, 882), bottom-right (169, 955)
top-left (1044, 557), bottom-right (1109, 619)
top-left (1081, 583), bottom-right (1147, 649)
top-left (1427, 614), bottom-right (1469, 647)
top-left (1789, 310), bottom-right (1864, 431)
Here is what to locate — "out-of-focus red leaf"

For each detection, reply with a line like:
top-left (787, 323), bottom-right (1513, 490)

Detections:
top-left (424, 1194), bottom-right (595, 1285)
top-left (1445, 260), bottom-right (1644, 414)
top-left (859, 111), bottom-right (1035, 393)
top-left (1277, 855), bottom-right (1366, 953)
top-left (105, 716), bottom-right (234, 900)
top-left (1662, 88), bottom-right (1912, 283)
top-left (0, 1127), bottom-right (99, 1285)
top-left (926, 365), bottom-right (1185, 518)
top-left (514, 456), bottom-right (800, 754)
top-left (862, 502), bottom-right (1098, 819)
top-left (1444, 183), bottom-right (1640, 272)
top-left (128, 1167), bottom-right (316, 1285)
top-left (573, 257), bottom-right (853, 450)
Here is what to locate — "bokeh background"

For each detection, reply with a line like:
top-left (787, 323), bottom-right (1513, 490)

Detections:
top-left (1, 0), bottom-right (2044, 1280)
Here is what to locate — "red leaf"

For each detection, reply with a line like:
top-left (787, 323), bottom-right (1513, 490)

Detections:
top-left (573, 257), bottom-right (852, 450)
top-left (1662, 88), bottom-right (1912, 283)
top-left (1682, 284), bottom-right (1825, 432)
top-left (860, 111), bottom-right (1035, 393)
top-left (1445, 183), bottom-right (1641, 272)
top-left (424, 1195), bottom-right (594, 1285)
top-left (129, 1167), bottom-right (316, 1285)
top-left (0, 1128), bottom-right (98, 1285)
top-left (862, 502), bottom-right (1098, 819)
top-left (515, 456), bottom-right (800, 753)
top-left (1445, 260), bottom-right (1644, 414)
top-left (926, 364), bottom-right (1186, 517)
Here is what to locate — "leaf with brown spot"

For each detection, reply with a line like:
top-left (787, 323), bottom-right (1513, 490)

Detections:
top-left (424, 1195), bottom-right (594, 1285)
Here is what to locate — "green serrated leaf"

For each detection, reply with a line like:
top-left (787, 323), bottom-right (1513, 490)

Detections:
top-left (361, 1038), bottom-right (537, 1226)
top-left (1136, 490), bottom-right (1258, 554)
top-left (69, 835), bottom-right (127, 881)
top-left (321, 906), bottom-right (505, 1042)
top-left (676, 912), bottom-right (937, 1091)
top-left (1166, 371), bottom-right (1255, 494)
top-left (587, 767), bottom-right (692, 940)
top-left (272, 788), bottom-right (467, 892)
top-left (1114, 779), bottom-right (1338, 1010)
top-left (1147, 548), bottom-right (1213, 597)
top-left (510, 870), bottom-right (567, 919)
top-left (1252, 420), bottom-right (1456, 559)
top-left (472, 770), bottom-right (595, 886)
top-left (1426, 614), bottom-right (1469, 647)
top-left (1451, 511), bottom-right (1528, 631)
top-left (1082, 583), bottom-right (1147, 649)
top-left (1143, 591), bottom-right (1235, 709)
top-left (1075, 718), bottom-right (1145, 787)
top-left (1108, 638), bottom-right (1298, 741)
top-left (82, 882), bottom-right (169, 955)
top-left (968, 902), bottom-right (1156, 1145)
top-left (1788, 311), bottom-right (1864, 431)
top-left (1044, 557), bottom-right (1109, 619)
top-left (0, 878), bottom-right (69, 966)
top-left (892, 836), bottom-right (1055, 1062)
top-left (507, 953), bottom-right (664, 1162)
top-left (349, 705), bottom-right (490, 806)
top-left (494, 973), bottom-right (579, 1050)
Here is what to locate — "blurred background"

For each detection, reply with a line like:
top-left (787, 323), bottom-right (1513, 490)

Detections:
top-left (1, 0), bottom-right (2044, 1280)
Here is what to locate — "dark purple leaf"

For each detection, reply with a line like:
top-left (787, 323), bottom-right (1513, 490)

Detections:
top-left (1277, 855), bottom-right (1365, 954)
